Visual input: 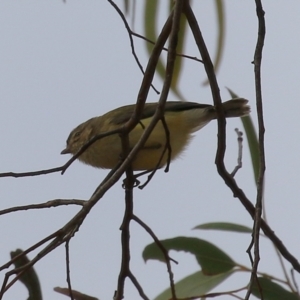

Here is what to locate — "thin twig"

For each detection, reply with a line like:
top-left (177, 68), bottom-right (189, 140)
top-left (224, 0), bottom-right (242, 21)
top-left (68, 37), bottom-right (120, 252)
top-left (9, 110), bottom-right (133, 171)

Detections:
top-left (65, 241), bottom-right (74, 300)
top-left (0, 199), bottom-right (86, 216)
top-left (138, 115), bottom-right (172, 190)
top-left (107, 0), bottom-right (159, 94)
top-left (128, 272), bottom-right (150, 300)
top-left (117, 1), bottom-right (184, 298)
top-left (132, 215), bottom-right (177, 295)
top-left (133, 2), bottom-right (185, 298)
top-left (115, 14), bottom-right (174, 172)
top-left (0, 231), bottom-right (58, 272)
top-left (161, 116), bottom-right (172, 173)
top-left (0, 5), bottom-right (176, 298)
top-left (231, 128), bottom-right (243, 177)
top-left (115, 131), bottom-right (135, 300)
top-left (0, 129), bottom-right (122, 178)
top-left (291, 269), bottom-right (300, 298)
top-left (132, 215), bottom-right (178, 265)
top-left (61, 129), bottom-right (121, 174)
top-left (0, 166), bottom-right (63, 178)
top-left (0, 166), bottom-right (122, 297)
top-left (113, 3), bottom-right (176, 299)
top-left (183, 0), bottom-right (300, 274)
top-left (131, 30), bottom-right (203, 63)
top-left (245, 1), bottom-right (266, 299)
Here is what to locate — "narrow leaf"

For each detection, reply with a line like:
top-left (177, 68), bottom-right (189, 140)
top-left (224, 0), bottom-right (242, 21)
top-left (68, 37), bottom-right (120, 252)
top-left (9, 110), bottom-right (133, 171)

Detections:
top-left (144, 1), bottom-right (186, 100)
top-left (54, 287), bottom-right (98, 300)
top-left (154, 270), bottom-right (234, 300)
top-left (194, 222), bottom-right (252, 233)
top-left (123, 0), bottom-right (129, 15)
top-left (203, 0), bottom-right (225, 85)
top-left (144, 0), bottom-right (166, 87)
top-left (252, 277), bottom-right (299, 300)
top-left (241, 115), bottom-right (260, 183)
top-left (170, 13), bottom-right (187, 101)
top-left (11, 249), bottom-right (43, 300)
top-left (143, 237), bottom-right (236, 275)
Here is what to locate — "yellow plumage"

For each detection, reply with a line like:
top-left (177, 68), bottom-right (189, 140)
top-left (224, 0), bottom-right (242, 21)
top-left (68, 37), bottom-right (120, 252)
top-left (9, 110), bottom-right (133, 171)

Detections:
top-left (61, 98), bottom-right (250, 170)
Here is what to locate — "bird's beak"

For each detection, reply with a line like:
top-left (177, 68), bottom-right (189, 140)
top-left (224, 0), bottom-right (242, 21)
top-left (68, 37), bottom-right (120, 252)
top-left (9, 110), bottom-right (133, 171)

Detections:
top-left (61, 148), bottom-right (70, 155)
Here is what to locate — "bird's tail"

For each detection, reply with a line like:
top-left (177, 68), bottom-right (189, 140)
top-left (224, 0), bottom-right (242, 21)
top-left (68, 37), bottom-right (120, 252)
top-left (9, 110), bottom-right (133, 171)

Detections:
top-left (218, 98), bottom-right (250, 118)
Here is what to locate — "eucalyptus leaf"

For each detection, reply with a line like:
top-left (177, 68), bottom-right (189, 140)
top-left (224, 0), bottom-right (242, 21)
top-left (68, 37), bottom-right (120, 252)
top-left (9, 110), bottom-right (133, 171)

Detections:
top-left (194, 222), bottom-right (252, 233)
top-left (11, 249), bottom-right (43, 300)
top-left (143, 237), bottom-right (236, 275)
top-left (202, 0), bottom-right (225, 86)
top-left (144, 1), bottom-right (187, 101)
top-left (154, 270), bottom-right (234, 300)
top-left (252, 277), bottom-right (299, 300)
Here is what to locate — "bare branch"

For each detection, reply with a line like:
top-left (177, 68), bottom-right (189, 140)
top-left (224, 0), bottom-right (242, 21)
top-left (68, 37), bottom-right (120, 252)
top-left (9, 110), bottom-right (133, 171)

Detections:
top-left (133, 214), bottom-right (177, 294)
top-left (183, 0), bottom-right (300, 274)
top-left (115, 1), bottom-right (184, 298)
top-left (138, 115), bottom-right (172, 190)
top-left (0, 199), bottom-right (85, 216)
top-left (231, 128), bottom-right (244, 177)
top-left (107, 0), bottom-right (159, 94)
top-left (131, 30), bottom-right (203, 64)
top-left (245, 1), bottom-right (266, 299)
top-left (65, 241), bottom-right (74, 300)
top-left (128, 272), bottom-right (150, 300)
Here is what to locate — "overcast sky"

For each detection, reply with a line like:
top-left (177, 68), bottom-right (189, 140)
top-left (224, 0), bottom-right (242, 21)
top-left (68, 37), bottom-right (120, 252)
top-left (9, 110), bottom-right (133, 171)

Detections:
top-left (1, 1), bottom-right (300, 300)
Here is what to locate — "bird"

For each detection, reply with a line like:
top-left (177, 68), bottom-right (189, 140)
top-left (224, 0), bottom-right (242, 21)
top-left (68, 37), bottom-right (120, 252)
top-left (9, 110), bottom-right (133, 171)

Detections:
top-left (61, 98), bottom-right (250, 171)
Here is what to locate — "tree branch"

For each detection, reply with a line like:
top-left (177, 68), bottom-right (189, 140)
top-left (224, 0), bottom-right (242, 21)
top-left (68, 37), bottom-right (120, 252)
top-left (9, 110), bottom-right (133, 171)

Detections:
top-left (183, 0), bottom-right (300, 273)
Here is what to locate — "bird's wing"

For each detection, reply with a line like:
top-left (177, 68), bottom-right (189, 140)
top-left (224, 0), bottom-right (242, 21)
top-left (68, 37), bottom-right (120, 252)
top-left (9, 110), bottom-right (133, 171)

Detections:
top-left (109, 101), bottom-right (211, 125)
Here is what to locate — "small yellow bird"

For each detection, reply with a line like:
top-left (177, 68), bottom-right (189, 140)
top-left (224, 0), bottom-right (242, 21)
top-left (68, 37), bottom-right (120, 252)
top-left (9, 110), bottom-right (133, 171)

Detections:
top-left (61, 98), bottom-right (250, 170)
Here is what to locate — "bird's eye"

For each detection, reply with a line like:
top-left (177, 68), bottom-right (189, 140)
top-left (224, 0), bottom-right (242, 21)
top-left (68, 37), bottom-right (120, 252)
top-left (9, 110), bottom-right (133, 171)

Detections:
top-left (74, 131), bottom-right (81, 138)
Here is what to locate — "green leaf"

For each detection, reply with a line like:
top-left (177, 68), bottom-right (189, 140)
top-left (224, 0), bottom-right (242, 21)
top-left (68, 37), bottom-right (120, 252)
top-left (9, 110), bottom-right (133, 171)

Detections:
top-left (168, 0), bottom-right (187, 101)
top-left (144, 0), bottom-right (166, 87)
top-left (194, 222), bottom-right (252, 233)
top-left (213, 0), bottom-right (225, 72)
top-left (170, 13), bottom-right (187, 101)
top-left (144, 1), bottom-right (186, 101)
top-left (143, 1), bottom-right (225, 95)
top-left (227, 88), bottom-right (260, 183)
top-left (123, 0), bottom-right (129, 15)
top-left (11, 249), bottom-right (43, 300)
top-left (143, 237), bottom-right (236, 275)
top-left (202, 0), bottom-right (226, 86)
top-left (252, 277), bottom-right (299, 300)
top-left (241, 115), bottom-right (260, 183)
top-left (154, 270), bottom-right (234, 300)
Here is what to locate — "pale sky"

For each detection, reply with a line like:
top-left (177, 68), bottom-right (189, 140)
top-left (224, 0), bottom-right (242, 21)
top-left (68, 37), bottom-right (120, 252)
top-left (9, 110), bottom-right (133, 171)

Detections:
top-left (1, 1), bottom-right (300, 300)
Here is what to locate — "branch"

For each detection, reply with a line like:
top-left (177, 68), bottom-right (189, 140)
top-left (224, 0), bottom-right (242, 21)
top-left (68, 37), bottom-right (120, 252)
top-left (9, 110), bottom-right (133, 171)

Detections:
top-left (0, 5), bottom-right (176, 296)
top-left (231, 128), bottom-right (244, 177)
top-left (0, 199), bottom-right (85, 216)
top-left (0, 129), bottom-right (122, 178)
top-left (183, 1), bottom-right (300, 273)
top-left (65, 241), bottom-right (74, 300)
top-left (245, 1), bottom-right (266, 299)
top-left (115, 133), bottom-right (135, 300)
top-left (115, 1), bottom-right (184, 298)
top-left (133, 215), bottom-right (177, 291)
top-left (107, 0), bottom-right (159, 94)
